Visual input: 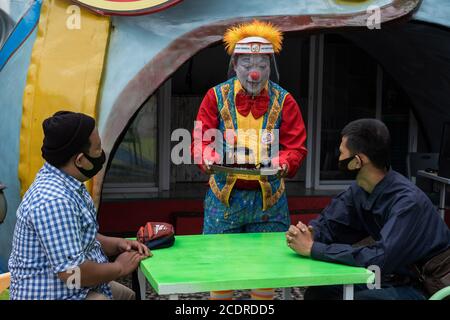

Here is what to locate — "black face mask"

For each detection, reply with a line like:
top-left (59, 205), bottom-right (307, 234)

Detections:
top-left (338, 155), bottom-right (361, 179)
top-left (76, 150), bottom-right (106, 179)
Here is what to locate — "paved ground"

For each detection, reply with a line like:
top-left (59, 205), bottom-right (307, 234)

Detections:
top-left (117, 275), bottom-right (307, 300)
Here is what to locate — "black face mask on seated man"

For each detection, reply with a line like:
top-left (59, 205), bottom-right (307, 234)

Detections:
top-left (75, 150), bottom-right (106, 179)
top-left (338, 155), bottom-right (362, 179)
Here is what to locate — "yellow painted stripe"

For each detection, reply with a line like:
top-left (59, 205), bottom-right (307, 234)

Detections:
top-left (19, 0), bottom-right (110, 198)
top-left (77, 0), bottom-right (171, 11)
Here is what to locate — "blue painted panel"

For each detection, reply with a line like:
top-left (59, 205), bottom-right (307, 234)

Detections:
top-left (413, 0), bottom-right (450, 28)
top-left (0, 28), bottom-right (37, 273)
top-left (0, 0), bottom-right (42, 72)
top-left (8, 0), bottom-right (34, 21)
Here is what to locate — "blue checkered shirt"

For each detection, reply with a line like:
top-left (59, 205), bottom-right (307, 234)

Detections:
top-left (8, 163), bottom-right (112, 300)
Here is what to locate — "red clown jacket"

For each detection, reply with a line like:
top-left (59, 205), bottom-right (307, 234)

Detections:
top-left (191, 85), bottom-right (308, 186)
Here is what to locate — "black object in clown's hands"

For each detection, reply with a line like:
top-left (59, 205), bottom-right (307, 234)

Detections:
top-left (212, 147), bottom-right (279, 176)
top-left (137, 222), bottom-right (175, 250)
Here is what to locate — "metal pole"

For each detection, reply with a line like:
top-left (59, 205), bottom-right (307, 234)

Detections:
top-left (137, 268), bottom-right (147, 300)
top-left (282, 287), bottom-right (292, 300)
top-left (439, 184), bottom-right (446, 220)
top-left (343, 284), bottom-right (354, 300)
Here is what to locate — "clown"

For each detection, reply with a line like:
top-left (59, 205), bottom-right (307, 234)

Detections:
top-left (191, 20), bottom-right (307, 300)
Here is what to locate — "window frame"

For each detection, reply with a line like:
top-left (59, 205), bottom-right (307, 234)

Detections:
top-left (102, 80), bottom-right (172, 199)
top-left (306, 34), bottom-right (418, 190)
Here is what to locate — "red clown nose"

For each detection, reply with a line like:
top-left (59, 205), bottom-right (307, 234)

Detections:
top-left (249, 71), bottom-right (260, 81)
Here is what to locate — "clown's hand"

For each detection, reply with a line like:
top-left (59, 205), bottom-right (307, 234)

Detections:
top-left (277, 164), bottom-right (289, 178)
top-left (202, 160), bottom-right (214, 175)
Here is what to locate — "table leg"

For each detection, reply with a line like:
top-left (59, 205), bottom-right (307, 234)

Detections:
top-left (137, 267), bottom-right (147, 300)
top-left (343, 284), bottom-right (354, 300)
top-left (169, 294), bottom-right (179, 300)
top-left (280, 288), bottom-right (292, 300)
top-left (439, 184), bottom-right (446, 220)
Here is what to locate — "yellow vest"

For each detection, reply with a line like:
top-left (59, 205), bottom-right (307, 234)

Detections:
top-left (209, 78), bottom-right (287, 211)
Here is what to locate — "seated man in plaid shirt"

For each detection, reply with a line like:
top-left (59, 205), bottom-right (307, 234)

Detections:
top-left (8, 111), bottom-right (151, 300)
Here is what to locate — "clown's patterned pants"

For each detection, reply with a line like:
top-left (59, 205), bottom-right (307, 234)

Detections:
top-left (203, 188), bottom-right (290, 234)
top-left (203, 188), bottom-right (290, 300)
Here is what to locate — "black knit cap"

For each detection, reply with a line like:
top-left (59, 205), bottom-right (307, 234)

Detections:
top-left (41, 111), bottom-right (96, 167)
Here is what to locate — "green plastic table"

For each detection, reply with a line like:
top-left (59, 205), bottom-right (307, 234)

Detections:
top-left (137, 232), bottom-right (374, 300)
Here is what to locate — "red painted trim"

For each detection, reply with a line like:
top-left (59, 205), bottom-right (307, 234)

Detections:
top-left (98, 197), bottom-right (450, 235)
top-left (98, 196), bottom-right (332, 234)
top-left (98, 198), bottom-right (203, 233)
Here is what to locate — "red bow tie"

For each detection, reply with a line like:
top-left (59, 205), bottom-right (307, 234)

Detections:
top-left (235, 90), bottom-right (270, 119)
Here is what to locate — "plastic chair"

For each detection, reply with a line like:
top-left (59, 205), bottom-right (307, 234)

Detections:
top-left (429, 286), bottom-right (450, 300)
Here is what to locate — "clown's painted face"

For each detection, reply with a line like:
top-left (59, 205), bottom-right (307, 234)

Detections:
top-left (233, 54), bottom-right (270, 96)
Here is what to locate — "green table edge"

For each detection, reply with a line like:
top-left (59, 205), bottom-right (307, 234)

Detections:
top-left (134, 234), bottom-right (375, 295)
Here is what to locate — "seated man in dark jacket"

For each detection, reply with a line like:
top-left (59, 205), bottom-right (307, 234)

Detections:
top-left (286, 118), bottom-right (450, 300)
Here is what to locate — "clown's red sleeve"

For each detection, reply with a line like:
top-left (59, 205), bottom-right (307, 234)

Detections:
top-left (276, 94), bottom-right (308, 178)
top-left (191, 88), bottom-right (221, 172)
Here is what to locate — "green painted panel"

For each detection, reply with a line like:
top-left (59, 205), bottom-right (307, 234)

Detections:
top-left (139, 233), bottom-right (374, 295)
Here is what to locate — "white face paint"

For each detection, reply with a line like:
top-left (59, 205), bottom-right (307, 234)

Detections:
top-left (233, 54), bottom-right (271, 96)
